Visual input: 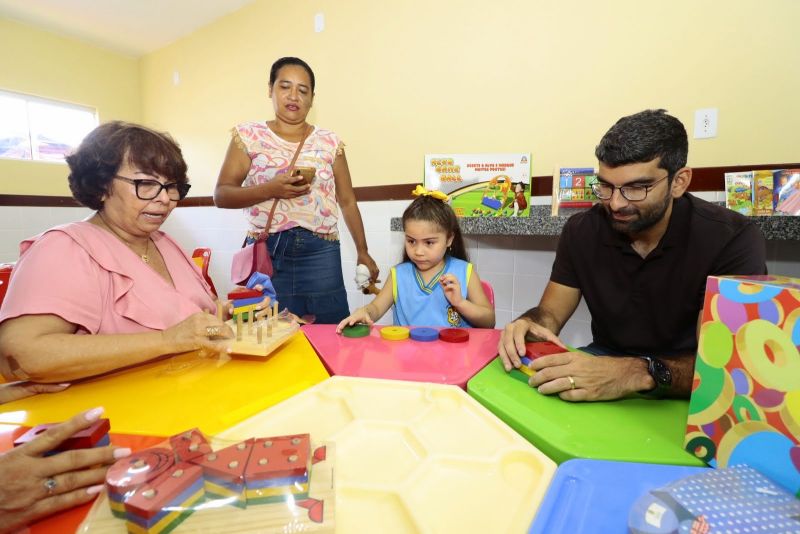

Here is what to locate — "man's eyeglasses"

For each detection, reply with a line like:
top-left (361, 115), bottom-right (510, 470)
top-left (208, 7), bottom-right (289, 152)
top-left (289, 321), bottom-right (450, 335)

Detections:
top-left (591, 174), bottom-right (669, 202)
top-left (114, 176), bottom-right (191, 201)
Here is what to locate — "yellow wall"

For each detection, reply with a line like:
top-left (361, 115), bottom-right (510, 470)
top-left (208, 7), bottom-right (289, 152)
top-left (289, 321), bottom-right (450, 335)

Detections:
top-left (141, 0), bottom-right (800, 194)
top-left (4, 1), bottom-right (799, 196)
top-left (0, 18), bottom-right (140, 195)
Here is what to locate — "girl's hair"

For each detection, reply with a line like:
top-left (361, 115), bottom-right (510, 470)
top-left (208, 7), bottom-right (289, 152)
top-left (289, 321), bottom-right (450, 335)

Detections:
top-left (401, 195), bottom-right (468, 263)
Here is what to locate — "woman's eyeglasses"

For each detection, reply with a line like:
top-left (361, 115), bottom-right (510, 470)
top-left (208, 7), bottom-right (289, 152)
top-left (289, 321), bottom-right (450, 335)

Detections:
top-left (591, 174), bottom-right (669, 201)
top-left (114, 176), bottom-right (191, 201)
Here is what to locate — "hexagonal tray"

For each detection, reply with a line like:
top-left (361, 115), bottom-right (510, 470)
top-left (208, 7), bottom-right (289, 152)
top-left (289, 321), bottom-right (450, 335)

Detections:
top-left (302, 324), bottom-right (501, 388)
top-left (215, 376), bottom-right (556, 533)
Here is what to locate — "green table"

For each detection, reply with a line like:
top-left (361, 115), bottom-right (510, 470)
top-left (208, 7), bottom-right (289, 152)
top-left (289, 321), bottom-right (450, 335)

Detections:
top-left (467, 358), bottom-right (704, 466)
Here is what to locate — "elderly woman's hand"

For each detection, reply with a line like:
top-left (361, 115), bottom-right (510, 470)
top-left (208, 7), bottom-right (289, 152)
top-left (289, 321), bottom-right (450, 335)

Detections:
top-left (160, 312), bottom-right (234, 355)
top-left (0, 407), bottom-right (131, 533)
top-left (268, 172), bottom-right (311, 199)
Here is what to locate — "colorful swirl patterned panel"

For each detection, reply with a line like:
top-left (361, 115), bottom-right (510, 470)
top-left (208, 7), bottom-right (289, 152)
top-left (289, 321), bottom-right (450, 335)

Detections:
top-left (685, 275), bottom-right (800, 497)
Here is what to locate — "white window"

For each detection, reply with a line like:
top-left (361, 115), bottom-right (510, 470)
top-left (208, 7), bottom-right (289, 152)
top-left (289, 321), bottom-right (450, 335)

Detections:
top-left (0, 90), bottom-right (98, 163)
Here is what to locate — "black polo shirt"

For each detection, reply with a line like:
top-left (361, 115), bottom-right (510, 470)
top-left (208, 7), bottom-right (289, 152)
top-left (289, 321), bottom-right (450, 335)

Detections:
top-left (550, 193), bottom-right (767, 356)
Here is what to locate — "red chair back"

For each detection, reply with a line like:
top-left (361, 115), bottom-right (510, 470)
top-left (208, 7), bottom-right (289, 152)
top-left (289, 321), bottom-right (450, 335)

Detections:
top-left (0, 264), bottom-right (12, 308)
top-left (191, 248), bottom-right (218, 297)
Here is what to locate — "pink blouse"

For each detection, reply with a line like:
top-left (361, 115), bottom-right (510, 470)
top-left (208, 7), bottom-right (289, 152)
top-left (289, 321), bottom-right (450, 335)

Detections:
top-left (0, 222), bottom-right (216, 334)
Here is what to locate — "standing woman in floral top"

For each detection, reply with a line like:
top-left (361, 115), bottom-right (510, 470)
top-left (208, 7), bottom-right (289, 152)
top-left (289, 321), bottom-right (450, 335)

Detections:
top-left (214, 57), bottom-right (379, 324)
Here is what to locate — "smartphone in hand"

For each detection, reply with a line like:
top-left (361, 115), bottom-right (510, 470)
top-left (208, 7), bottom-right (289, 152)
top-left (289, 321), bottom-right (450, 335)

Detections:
top-left (293, 166), bottom-right (316, 185)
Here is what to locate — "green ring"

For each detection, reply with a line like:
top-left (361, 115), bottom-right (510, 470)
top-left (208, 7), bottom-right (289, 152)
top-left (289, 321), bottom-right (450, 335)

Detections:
top-left (342, 324), bottom-right (371, 338)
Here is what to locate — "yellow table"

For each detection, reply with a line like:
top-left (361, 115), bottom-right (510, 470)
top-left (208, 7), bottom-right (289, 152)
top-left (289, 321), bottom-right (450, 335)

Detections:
top-left (0, 332), bottom-right (329, 436)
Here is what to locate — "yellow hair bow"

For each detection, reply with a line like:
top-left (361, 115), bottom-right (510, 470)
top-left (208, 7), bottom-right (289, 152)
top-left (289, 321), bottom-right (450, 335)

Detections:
top-left (412, 185), bottom-right (449, 202)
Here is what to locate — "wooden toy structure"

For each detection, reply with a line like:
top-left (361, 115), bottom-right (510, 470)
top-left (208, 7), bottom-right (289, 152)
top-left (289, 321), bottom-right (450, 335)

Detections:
top-left (219, 291), bottom-right (300, 361)
top-left (227, 302), bottom-right (300, 360)
top-left (90, 429), bottom-right (334, 533)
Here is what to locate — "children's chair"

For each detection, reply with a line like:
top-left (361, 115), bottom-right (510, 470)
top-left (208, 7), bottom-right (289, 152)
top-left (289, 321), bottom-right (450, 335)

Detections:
top-left (0, 263), bottom-right (13, 308)
top-left (191, 248), bottom-right (218, 297)
top-left (481, 280), bottom-right (495, 307)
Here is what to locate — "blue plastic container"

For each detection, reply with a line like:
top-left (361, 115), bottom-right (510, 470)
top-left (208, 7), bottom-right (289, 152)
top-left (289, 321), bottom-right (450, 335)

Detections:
top-left (529, 459), bottom-right (708, 534)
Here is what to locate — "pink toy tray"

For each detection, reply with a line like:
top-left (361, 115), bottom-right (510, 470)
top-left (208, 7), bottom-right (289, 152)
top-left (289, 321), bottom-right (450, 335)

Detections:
top-left (302, 325), bottom-right (500, 389)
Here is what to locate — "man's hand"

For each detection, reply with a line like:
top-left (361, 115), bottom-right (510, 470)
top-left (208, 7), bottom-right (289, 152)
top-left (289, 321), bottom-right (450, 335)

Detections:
top-left (498, 318), bottom-right (566, 371)
top-left (528, 352), bottom-right (652, 402)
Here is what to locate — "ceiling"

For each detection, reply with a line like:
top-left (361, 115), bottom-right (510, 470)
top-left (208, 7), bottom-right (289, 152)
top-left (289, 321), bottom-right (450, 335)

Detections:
top-left (0, 0), bottom-right (256, 57)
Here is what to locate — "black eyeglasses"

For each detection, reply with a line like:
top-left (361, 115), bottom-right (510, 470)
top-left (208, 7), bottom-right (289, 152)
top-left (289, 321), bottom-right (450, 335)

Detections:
top-left (591, 175), bottom-right (669, 202)
top-left (114, 176), bottom-right (191, 201)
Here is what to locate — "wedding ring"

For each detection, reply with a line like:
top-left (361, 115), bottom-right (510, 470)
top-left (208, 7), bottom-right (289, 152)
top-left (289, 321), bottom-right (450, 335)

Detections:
top-left (205, 326), bottom-right (221, 337)
top-left (44, 477), bottom-right (57, 495)
top-left (567, 375), bottom-right (576, 390)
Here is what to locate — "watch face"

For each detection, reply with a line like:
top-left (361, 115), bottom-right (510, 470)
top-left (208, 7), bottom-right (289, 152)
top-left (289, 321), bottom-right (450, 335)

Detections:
top-left (651, 358), bottom-right (672, 387)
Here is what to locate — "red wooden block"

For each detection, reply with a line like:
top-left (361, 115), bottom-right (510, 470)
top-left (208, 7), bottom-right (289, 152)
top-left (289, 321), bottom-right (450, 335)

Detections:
top-left (227, 288), bottom-right (262, 300)
top-left (170, 428), bottom-right (212, 463)
top-left (246, 434), bottom-right (310, 482)
top-left (190, 439), bottom-right (254, 484)
top-left (106, 447), bottom-right (175, 496)
top-left (124, 462), bottom-right (203, 520)
top-left (13, 418), bottom-right (110, 450)
top-left (524, 341), bottom-right (565, 359)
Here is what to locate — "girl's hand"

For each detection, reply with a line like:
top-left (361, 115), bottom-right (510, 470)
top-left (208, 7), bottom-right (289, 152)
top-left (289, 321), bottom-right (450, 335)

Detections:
top-left (268, 172), bottom-right (310, 199)
top-left (440, 274), bottom-right (463, 306)
top-left (336, 307), bottom-right (373, 333)
top-left (161, 312), bottom-right (234, 354)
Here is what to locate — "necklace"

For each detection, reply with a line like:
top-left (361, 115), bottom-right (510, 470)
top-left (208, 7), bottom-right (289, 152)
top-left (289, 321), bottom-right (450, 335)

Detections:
top-left (96, 212), bottom-right (151, 263)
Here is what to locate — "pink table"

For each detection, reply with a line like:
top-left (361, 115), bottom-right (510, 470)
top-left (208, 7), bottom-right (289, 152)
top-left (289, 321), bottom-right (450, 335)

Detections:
top-left (301, 324), bottom-right (500, 388)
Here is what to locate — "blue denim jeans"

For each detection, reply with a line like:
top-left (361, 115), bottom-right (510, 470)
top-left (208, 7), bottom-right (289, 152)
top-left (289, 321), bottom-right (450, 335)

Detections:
top-left (262, 227), bottom-right (349, 324)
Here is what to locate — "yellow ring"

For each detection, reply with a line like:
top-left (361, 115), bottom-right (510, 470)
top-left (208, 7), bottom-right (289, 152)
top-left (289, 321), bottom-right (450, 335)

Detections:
top-left (568, 375), bottom-right (576, 390)
top-left (380, 326), bottom-right (410, 341)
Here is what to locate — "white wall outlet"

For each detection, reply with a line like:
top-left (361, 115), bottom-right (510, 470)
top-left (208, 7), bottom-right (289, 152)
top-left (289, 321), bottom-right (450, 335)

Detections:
top-left (314, 12), bottom-right (325, 32)
top-left (694, 108), bottom-right (718, 139)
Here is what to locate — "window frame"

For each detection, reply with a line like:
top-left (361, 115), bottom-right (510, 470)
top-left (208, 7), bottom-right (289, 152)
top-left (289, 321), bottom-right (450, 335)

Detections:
top-left (0, 88), bottom-right (98, 164)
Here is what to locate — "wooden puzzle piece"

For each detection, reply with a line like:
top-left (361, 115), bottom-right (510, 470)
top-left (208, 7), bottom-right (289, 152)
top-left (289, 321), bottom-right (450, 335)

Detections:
top-left (169, 428), bottom-right (212, 463)
top-left (14, 418), bottom-right (111, 453)
top-left (227, 288), bottom-right (262, 300)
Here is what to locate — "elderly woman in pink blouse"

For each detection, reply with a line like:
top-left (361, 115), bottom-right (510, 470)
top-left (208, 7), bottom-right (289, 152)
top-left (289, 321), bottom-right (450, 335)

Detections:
top-left (0, 121), bottom-right (232, 383)
top-left (214, 57), bottom-right (379, 324)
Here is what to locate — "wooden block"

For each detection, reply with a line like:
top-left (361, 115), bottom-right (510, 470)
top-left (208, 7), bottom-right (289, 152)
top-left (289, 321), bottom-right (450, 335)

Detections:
top-left (226, 289), bottom-right (262, 300)
top-left (524, 341), bottom-right (565, 359)
top-left (124, 462), bottom-right (204, 520)
top-left (106, 448), bottom-right (175, 497)
top-left (169, 428), bottom-right (212, 463)
top-left (232, 296), bottom-right (266, 308)
top-left (246, 434), bottom-right (311, 482)
top-left (14, 418), bottom-right (111, 451)
top-left (232, 303), bottom-right (257, 315)
top-left (190, 439), bottom-right (254, 485)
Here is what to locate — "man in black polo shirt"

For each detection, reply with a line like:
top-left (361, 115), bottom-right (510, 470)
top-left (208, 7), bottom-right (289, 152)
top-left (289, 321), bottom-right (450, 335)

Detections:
top-left (498, 109), bottom-right (766, 401)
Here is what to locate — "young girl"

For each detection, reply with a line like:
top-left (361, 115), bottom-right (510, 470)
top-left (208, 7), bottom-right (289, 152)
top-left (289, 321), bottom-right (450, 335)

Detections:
top-left (336, 187), bottom-right (495, 331)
